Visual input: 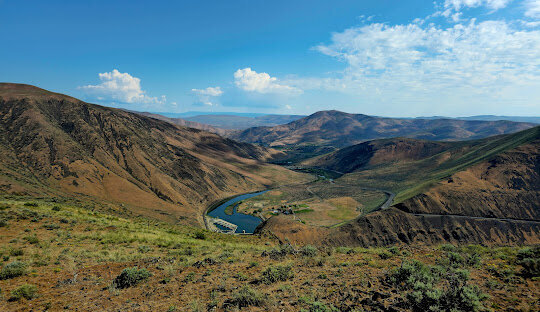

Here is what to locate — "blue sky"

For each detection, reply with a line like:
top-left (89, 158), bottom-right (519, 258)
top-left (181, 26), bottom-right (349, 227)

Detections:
top-left (1, 0), bottom-right (539, 117)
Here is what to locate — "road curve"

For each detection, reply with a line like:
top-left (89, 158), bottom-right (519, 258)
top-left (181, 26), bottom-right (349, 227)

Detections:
top-left (303, 167), bottom-right (540, 226)
top-left (301, 167), bottom-right (396, 212)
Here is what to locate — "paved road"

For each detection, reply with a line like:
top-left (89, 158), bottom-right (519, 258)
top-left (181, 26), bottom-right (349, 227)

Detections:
top-left (413, 213), bottom-right (540, 224)
top-left (300, 167), bottom-right (540, 225)
top-left (303, 167), bottom-right (396, 212)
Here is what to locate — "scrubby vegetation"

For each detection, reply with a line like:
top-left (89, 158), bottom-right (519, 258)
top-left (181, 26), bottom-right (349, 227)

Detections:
top-left (516, 246), bottom-right (540, 278)
top-left (113, 267), bottom-right (152, 289)
top-left (9, 284), bottom-right (38, 301)
top-left (0, 261), bottom-right (26, 280)
top-left (386, 258), bottom-right (487, 311)
top-left (0, 198), bottom-right (537, 311)
top-left (261, 264), bottom-right (294, 284)
top-left (226, 285), bottom-right (266, 308)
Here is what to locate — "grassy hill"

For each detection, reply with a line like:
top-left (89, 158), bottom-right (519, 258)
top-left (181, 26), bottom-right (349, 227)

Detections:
top-left (308, 126), bottom-right (540, 204)
top-left (0, 198), bottom-right (538, 311)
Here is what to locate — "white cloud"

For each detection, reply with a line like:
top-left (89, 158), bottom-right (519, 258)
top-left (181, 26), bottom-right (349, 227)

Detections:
top-left (191, 86), bottom-right (223, 96)
top-left (435, 0), bottom-right (513, 21)
top-left (444, 0), bottom-right (513, 11)
top-left (525, 0), bottom-right (540, 18)
top-left (521, 19), bottom-right (540, 27)
top-left (310, 19), bottom-right (540, 108)
top-left (80, 69), bottom-right (165, 105)
top-left (234, 68), bottom-right (302, 95)
top-left (191, 86), bottom-right (223, 106)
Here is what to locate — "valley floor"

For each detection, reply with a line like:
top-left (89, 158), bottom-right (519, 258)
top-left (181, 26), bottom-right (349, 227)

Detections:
top-left (236, 177), bottom-right (390, 228)
top-left (0, 197), bottom-right (538, 311)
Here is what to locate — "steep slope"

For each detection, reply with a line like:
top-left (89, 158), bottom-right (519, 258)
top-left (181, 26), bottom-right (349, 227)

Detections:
top-left (307, 127), bottom-right (540, 203)
top-left (232, 110), bottom-right (536, 148)
top-left (394, 140), bottom-right (540, 220)
top-left (329, 136), bottom-right (540, 246)
top-left (260, 127), bottom-right (540, 246)
top-left (303, 138), bottom-right (454, 173)
top-left (0, 83), bottom-right (307, 225)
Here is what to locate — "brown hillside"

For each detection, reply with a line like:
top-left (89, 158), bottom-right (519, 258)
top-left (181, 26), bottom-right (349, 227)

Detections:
top-left (260, 136), bottom-right (540, 246)
top-left (394, 140), bottom-right (540, 220)
top-left (0, 83), bottom-right (307, 226)
top-left (302, 138), bottom-right (453, 173)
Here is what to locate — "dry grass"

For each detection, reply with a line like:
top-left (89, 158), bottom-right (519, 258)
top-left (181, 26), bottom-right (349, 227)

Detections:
top-left (0, 197), bottom-right (537, 311)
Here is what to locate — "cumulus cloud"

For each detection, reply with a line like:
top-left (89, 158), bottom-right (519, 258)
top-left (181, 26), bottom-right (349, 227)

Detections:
top-left (191, 86), bottom-right (223, 106)
top-left (80, 69), bottom-right (165, 105)
top-left (525, 0), bottom-right (540, 18)
top-left (234, 68), bottom-right (302, 95)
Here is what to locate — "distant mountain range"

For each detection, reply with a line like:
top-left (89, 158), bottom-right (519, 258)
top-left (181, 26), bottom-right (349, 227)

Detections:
top-left (155, 111), bottom-right (270, 118)
top-left (147, 111), bottom-right (539, 130)
top-left (230, 110), bottom-right (537, 148)
top-left (135, 111), bottom-right (232, 136)
top-left (183, 114), bottom-right (305, 130)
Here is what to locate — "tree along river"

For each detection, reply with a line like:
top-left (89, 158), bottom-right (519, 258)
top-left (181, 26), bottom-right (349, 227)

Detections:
top-left (207, 190), bottom-right (268, 233)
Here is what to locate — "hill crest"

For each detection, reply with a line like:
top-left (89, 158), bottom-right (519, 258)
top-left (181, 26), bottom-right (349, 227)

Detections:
top-left (231, 110), bottom-right (537, 148)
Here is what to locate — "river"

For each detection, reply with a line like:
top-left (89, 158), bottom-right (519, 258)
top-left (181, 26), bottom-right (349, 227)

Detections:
top-left (207, 190), bottom-right (268, 233)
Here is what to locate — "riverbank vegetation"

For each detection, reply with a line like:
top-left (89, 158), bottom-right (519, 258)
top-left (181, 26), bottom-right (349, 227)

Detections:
top-left (0, 196), bottom-right (538, 311)
top-left (236, 181), bottom-right (388, 227)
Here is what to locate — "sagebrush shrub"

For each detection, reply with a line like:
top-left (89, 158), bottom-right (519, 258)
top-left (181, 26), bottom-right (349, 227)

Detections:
top-left (261, 264), bottom-right (294, 284)
top-left (9, 249), bottom-right (23, 256)
top-left (0, 261), bottom-right (26, 280)
top-left (386, 260), bottom-right (438, 290)
top-left (194, 231), bottom-right (206, 240)
top-left (9, 284), bottom-right (37, 301)
top-left (386, 259), bottom-right (487, 312)
top-left (262, 243), bottom-right (298, 259)
top-left (113, 267), bottom-right (151, 289)
top-left (229, 285), bottom-right (266, 307)
top-left (516, 246), bottom-right (540, 278)
top-left (23, 235), bottom-right (39, 245)
top-left (301, 245), bottom-right (318, 257)
top-left (308, 301), bottom-right (338, 312)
